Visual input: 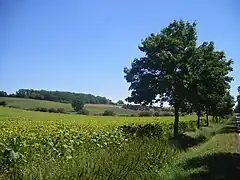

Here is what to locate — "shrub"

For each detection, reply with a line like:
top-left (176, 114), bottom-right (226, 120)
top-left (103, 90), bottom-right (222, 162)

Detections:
top-left (0, 101), bottom-right (7, 106)
top-left (102, 110), bottom-right (116, 116)
top-left (130, 114), bottom-right (138, 117)
top-left (56, 108), bottom-right (66, 114)
top-left (71, 99), bottom-right (84, 112)
top-left (8, 105), bottom-right (20, 109)
top-left (161, 112), bottom-right (172, 116)
top-left (77, 108), bottom-right (90, 115)
top-left (120, 124), bottom-right (163, 137)
top-left (118, 114), bottom-right (129, 117)
top-left (181, 112), bottom-right (186, 116)
top-left (35, 107), bottom-right (48, 112)
top-left (48, 108), bottom-right (57, 113)
top-left (93, 113), bottom-right (102, 116)
top-left (138, 111), bottom-right (153, 117)
top-left (41, 107), bottom-right (48, 112)
top-left (153, 111), bottom-right (161, 117)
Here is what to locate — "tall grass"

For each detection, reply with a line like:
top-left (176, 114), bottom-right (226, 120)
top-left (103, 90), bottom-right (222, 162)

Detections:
top-left (2, 137), bottom-right (179, 180)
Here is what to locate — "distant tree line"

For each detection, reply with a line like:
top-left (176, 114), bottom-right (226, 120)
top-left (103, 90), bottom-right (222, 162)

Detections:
top-left (235, 86), bottom-right (240, 113)
top-left (0, 89), bottom-right (112, 104)
top-left (0, 91), bottom-right (7, 97)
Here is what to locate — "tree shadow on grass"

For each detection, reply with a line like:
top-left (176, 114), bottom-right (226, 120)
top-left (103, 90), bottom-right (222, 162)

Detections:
top-left (218, 118), bottom-right (239, 134)
top-left (218, 125), bottom-right (239, 134)
top-left (182, 153), bottom-right (240, 180)
top-left (169, 134), bottom-right (206, 150)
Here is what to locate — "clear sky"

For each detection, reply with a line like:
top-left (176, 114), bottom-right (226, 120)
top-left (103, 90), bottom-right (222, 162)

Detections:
top-left (0, 0), bottom-right (239, 102)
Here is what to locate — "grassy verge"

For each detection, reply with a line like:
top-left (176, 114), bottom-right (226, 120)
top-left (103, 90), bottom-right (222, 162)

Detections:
top-left (158, 119), bottom-right (239, 180)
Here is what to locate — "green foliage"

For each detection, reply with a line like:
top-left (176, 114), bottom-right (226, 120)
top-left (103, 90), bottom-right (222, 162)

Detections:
top-left (0, 97), bottom-right (138, 115)
top-left (0, 101), bottom-right (7, 106)
top-left (77, 108), bottom-right (90, 115)
top-left (0, 91), bottom-right (7, 97)
top-left (0, 106), bottom-right (198, 179)
top-left (122, 104), bottom-right (150, 111)
top-left (48, 108), bottom-right (58, 113)
top-left (11, 89), bottom-right (112, 104)
top-left (210, 92), bottom-right (235, 119)
top-left (117, 100), bottom-right (124, 105)
top-left (153, 111), bottom-right (161, 117)
top-left (120, 124), bottom-right (164, 137)
top-left (29, 107), bottom-right (67, 114)
top-left (187, 41), bottom-right (233, 126)
top-left (138, 111), bottom-right (153, 117)
top-left (124, 20), bottom-right (233, 136)
top-left (0, 97), bottom-right (73, 111)
top-left (102, 109), bottom-right (116, 116)
top-left (35, 107), bottom-right (48, 112)
top-left (124, 20), bottom-right (198, 136)
top-left (8, 105), bottom-right (21, 109)
top-left (0, 138), bottom-right (27, 171)
top-left (235, 86), bottom-right (240, 113)
top-left (71, 99), bottom-right (84, 112)
top-left (56, 108), bottom-right (66, 114)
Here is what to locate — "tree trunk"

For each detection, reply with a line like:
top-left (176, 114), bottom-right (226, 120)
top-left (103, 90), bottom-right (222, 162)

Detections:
top-left (197, 115), bottom-right (200, 129)
top-left (174, 106), bottom-right (179, 137)
top-left (197, 111), bottom-right (201, 129)
top-left (206, 113), bottom-right (209, 127)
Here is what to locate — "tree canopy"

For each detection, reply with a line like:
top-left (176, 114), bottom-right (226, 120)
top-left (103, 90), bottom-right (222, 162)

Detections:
top-left (124, 20), bottom-right (233, 136)
top-left (0, 91), bottom-right (8, 97)
top-left (235, 86), bottom-right (240, 113)
top-left (2, 89), bottom-right (112, 105)
top-left (117, 100), bottom-right (124, 105)
top-left (71, 98), bottom-right (85, 112)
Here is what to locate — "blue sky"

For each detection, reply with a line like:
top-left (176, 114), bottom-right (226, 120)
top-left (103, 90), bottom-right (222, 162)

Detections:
top-left (0, 0), bottom-right (239, 102)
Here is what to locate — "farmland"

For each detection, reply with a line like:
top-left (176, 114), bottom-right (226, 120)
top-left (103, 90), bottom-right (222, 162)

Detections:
top-left (0, 106), bottom-right (237, 180)
top-left (0, 106), bottom-right (195, 135)
top-left (0, 106), bottom-right (198, 179)
top-left (0, 97), bottom-right (138, 115)
top-left (0, 97), bottom-right (73, 111)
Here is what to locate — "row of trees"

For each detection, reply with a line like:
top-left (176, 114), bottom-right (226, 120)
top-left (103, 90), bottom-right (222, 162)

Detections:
top-left (124, 20), bottom-right (234, 137)
top-left (0, 89), bottom-right (112, 105)
top-left (235, 86), bottom-right (240, 113)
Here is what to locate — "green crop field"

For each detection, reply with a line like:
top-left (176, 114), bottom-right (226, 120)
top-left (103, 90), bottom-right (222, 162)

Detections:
top-left (0, 107), bottom-right (235, 180)
top-left (0, 97), bottom-right (73, 111)
top-left (86, 104), bottom-right (138, 115)
top-left (0, 97), bottom-right (138, 115)
top-left (0, 106), bottom-right (195, 132)
top-left (0, 107), bottom-right (197, 179)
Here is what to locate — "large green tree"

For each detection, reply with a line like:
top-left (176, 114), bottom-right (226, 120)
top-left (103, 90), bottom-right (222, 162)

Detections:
top-left (117, 100), bottom-right (125, 105)
top-left (0, 91), bottom-right (7, 97)
top-left (187, 42), bottom-right (233, 127)
top-left (124, 20), bottom-right (198, 137)
top-left (210, 92), bottom-right (235, 121)
top-left (235, 86), bottom-right (240, 113)
top-left (71, 99), bottom-right (85, 112)
top-left (124, 20), bottom-right (234, 136)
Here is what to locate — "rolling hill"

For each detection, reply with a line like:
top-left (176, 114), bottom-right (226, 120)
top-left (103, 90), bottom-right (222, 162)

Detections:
top-left (0, 97), bottom-right (138, 115)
